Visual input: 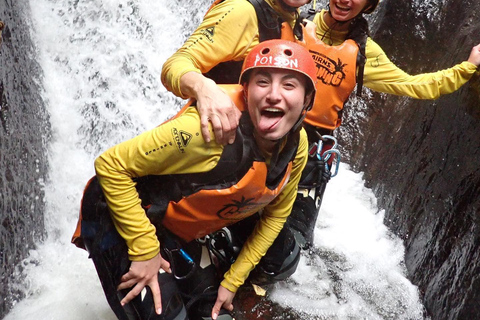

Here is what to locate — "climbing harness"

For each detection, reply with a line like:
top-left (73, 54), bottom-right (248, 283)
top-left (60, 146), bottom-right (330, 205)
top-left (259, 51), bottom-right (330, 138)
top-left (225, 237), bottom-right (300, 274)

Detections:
top-left (288, 135), bottom-right (341, 249)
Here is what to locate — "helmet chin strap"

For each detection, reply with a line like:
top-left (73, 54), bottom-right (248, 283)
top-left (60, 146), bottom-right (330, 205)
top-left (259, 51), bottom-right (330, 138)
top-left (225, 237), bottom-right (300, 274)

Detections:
top-left (287, 90), bottom-right (314, 139)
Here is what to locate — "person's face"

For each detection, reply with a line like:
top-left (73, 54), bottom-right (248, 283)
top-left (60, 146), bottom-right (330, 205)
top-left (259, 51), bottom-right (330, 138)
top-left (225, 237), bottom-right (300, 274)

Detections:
top-left (329, 0), bottom-right (370, 21)
top-left (281, 0), bottom-right (311, 8)
top-left (246, 68), bottom-right (309, 143)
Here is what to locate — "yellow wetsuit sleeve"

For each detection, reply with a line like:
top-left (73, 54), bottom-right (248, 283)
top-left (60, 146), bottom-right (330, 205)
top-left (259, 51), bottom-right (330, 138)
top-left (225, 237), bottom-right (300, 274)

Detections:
top-left (94, 108), bottom-right (222, 261)
top-left (363, 38), bottom-right (478, 99)
top-left (220, 128), bottom-right (309, 292)
top-left (161, 0), bottom-right (298, 98)
top-left (161, 0), bottom-right (259, 98)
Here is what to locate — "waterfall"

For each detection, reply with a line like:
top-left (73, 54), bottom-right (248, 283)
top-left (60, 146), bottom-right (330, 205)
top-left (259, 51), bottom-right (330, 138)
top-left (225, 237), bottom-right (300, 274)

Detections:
top-left (3, 1), bottom-right (427, 319)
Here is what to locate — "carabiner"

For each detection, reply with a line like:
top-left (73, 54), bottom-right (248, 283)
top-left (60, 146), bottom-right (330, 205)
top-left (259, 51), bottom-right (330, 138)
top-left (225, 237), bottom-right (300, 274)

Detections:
top-left (316, 135), bottom-right (341, 178)
top-left (163, 246), bottom-right (197, 280)
top-left (318, 135), bottom-right (338, 151)
top-left (321, 149), bottom-right (341, 177)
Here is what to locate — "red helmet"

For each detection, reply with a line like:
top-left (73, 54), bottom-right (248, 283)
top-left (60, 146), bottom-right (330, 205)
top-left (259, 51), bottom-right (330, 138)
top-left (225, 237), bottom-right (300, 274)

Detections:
top-left (239, 39), bottom-right (317, 105)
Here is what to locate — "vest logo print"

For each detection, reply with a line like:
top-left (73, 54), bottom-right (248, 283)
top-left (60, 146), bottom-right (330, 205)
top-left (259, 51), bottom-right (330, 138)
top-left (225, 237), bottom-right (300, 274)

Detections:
top-left (217, 196), bottom-right (267, 220)
top-left (172, 128), bottom-right (192, 153)
top-left (310, 50), bottom-right (347, 87)
top-left (201, 26), bottom-right (215, 43)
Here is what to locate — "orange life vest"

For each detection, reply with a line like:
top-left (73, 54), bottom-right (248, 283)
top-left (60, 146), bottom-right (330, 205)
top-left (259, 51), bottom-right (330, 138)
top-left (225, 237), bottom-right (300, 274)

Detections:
top-left (280, 21), bottom-right (357, 194)
top-left (162, 160), bottom-right (292, 242)
top-left (72, 84), bottom-right (298, 246)
top-left (296, 21), bottom-right (359, 131)
top-left (147, 84), bottom-right (297, 242)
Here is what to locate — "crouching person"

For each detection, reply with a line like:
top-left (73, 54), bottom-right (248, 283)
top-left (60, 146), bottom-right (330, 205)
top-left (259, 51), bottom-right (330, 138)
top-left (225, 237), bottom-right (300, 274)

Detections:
top-left (72, 39), bottom-right (317, 320)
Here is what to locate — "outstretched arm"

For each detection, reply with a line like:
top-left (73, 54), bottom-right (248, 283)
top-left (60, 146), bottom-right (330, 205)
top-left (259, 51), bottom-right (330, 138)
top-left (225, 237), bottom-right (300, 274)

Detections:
top-left (364, 39), bottom-right (480, 99)
top-left (180, 71), bottom-right (241, 145)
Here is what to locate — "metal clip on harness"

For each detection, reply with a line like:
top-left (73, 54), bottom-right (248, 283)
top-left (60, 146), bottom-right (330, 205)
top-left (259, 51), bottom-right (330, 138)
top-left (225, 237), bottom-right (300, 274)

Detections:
top-left (163, 246), bottom-right (197, 280)
top-left (204, 228), bottom-right (236, 268)
top-left (317, 135), bottom-right (341, 177)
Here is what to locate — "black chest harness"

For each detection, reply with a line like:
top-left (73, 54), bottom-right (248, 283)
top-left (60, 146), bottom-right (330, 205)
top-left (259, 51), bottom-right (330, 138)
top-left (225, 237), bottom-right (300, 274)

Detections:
top-left (134, 112), bottom-right (300, 228)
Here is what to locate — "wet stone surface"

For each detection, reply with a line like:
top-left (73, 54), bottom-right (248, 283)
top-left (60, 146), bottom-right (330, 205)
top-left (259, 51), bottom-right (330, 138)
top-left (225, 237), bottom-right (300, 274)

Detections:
top-left (233, 286), bottom-right (299, 320)
top-left (0, 1), bottom-right (50, 318)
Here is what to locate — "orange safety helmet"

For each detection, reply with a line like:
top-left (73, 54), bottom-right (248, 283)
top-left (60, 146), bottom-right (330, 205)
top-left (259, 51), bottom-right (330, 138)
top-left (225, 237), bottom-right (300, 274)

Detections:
top-left (239, 39), bottom-right (317, 110)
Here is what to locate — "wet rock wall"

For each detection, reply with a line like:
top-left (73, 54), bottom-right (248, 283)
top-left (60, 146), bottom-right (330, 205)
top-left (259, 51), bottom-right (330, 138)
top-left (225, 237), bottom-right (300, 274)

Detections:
top-left (339, 0), bottom-right (480, 319)
top-left (0, 1), bottom-right (50, 317)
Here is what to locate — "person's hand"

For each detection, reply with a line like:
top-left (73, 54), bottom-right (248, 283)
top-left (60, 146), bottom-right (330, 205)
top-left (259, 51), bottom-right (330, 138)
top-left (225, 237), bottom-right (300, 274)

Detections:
top-left (196, 78), bottom-right (241, 145)
top-left (117, 253), bottom-right (171, 315)
top-left (180, 72), bottom-right (241, 145)
top-left (211, 285), bottom-right (235, 320)
top-left (467, 43), bottom-right (480, 67)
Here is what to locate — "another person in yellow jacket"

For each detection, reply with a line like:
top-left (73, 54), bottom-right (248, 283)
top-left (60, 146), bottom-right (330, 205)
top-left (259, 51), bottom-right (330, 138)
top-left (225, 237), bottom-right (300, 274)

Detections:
top-left (299, 0), bottom-right (480, 132)
top-left (73, 40), bottom-right (316, 320)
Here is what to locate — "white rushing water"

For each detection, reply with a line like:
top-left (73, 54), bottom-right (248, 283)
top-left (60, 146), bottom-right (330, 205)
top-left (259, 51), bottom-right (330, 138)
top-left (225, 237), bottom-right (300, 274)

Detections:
top-left (5, 0), bottom-right (425, 319)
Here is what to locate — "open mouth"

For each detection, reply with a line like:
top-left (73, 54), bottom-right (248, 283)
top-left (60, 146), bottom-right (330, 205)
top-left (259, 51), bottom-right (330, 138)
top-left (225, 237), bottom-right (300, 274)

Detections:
top-left (262, 107), bottom-right (285, 117)
top-left (334, 4), bottom-right (351, 12)
top-left (259, 107), bottom-right (285, 131)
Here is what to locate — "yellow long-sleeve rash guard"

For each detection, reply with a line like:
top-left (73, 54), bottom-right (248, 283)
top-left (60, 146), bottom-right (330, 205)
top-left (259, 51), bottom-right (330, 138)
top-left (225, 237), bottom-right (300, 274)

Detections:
top-left (161, 0), bottom-right (298, 98)
top-left (94, 107), bottom-right (308, 292)
top-left (313, 10), bottom-right (477, 99)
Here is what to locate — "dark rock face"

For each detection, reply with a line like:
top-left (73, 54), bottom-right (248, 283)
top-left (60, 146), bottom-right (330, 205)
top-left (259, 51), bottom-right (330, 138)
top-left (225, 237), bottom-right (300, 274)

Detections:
top-left (339, 0), bottom-right (480, 319)
top-left (0, 1), bottom-right (50, 317)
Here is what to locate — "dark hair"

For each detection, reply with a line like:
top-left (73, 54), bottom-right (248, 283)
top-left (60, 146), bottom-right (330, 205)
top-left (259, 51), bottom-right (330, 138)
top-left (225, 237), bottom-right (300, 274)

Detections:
top-left (347, 15), bottom-right (369, 67)
top-left (346, 16), bottom-right (370, 95)
top-left (363, 0), bottom-right (379, 14)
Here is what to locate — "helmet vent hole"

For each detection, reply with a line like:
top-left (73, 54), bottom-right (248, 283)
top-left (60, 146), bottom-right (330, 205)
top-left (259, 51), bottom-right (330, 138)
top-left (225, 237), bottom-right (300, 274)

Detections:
top-left (261, 48), bottom-right (270, 55)
top-left (284, 49), bottom-right (293, 56)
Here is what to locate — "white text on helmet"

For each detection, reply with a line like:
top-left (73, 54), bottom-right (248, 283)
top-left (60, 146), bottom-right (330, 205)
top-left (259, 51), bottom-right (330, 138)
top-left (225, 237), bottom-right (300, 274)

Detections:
top-left (253, 55), bottom-right (299, 69)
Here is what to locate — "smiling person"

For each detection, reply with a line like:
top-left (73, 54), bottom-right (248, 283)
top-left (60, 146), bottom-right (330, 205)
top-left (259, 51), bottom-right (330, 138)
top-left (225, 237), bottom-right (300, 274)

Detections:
top-left (298, 0), bottom-right (480, 134)
top-left (283, 0), bottom-right (480, 247)
top-left (161, 0), bottom-right (312, 146)
top-left (73, 40), bottom-right (316, 320)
